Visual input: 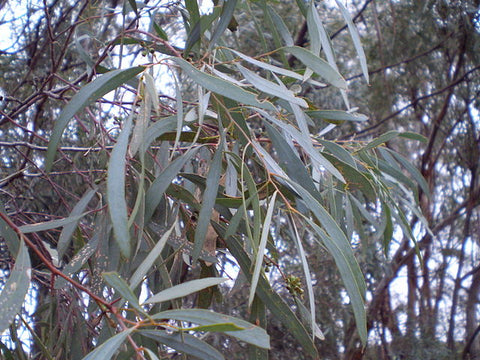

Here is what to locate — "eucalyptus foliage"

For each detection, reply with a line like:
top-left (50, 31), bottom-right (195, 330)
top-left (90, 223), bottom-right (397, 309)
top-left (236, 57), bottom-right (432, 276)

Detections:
top-left (0, 0), bottom-right (426, 358)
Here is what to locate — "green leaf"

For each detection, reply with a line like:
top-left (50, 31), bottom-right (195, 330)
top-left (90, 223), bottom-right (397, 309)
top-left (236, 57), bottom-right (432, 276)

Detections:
top-left (225, 48), bottom-right (302, 80)
top-left (19, 214), bottom-right (87, 234)
top-left (286, 180), bottom-right (367, 345)
top-left (145, 148), bottom-right (199, 223)
top-left (0, 201), bottom-right (19, 255)
top-left (267, 6), bottom-right (294, 46)
top-left (82, 328), bottom-right (134, 360)
top-left (107, 114), bottom-right (133, 259)
top-left (143, 277), bottom-right (227, 304)
top-left (58, 188), bottom-right (96, 258)
top-left (140, 330), bottom-right (224, 360)
top-left (103, 272), bottom-right (145, 314)
top-left (151, 309), bottom-right (270, 349)
top-left (307, 110), bottom-right (368, 122)
top-left (236, 64), bottom-right (308, 107)
top-left (151, 17), bottom-right (168, 40)
top-left (54, 229), bottom-right (101, 289)
top-left (192, 143), bottom-right (223, 263)
top-left (45, 66), bottom-right (144, 172)
top-left (219, 226), bottom-right (317, 357)
top-left (283, 46), bottom-right (347, 89)
top-left (187, 323), bottom-right (244, 332)
top-left (129, 224), bottom-right (175, 290)
top-left (171, 57), bottom-right (276, 111)
top-left (321, 152), bottom-right (377, 201)
top-left (0, 240), bottom-right (31, 334)
top-left (249, 191), bottom-right (278, 306)
top-left (209, 0), bottom-right (238, 49)
top-left (335, 0), bottom-right (369, 84)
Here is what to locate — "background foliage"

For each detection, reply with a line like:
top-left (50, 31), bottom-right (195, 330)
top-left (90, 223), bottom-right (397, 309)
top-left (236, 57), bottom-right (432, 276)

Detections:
top-left (0, 0), bottom-right (479, 359)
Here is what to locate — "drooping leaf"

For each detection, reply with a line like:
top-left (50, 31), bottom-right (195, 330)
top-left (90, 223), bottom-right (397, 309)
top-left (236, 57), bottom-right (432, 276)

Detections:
top-left (192, 143), bottom-right (223, 263)
top-left (140, 330), bottom-right (224, 360)
top-left (103, 272), bottom-right (145, 314)
top-left (249, 191), bottom-right (278, 307)
top-left (307, 110), bottom-right (368, 123)
top-left (46, 66), bottom-right (144, 171)
top-left (219, 225), bottom-right (318, 357)
top-left (19, 214), bottom-right (87, 234)
top-left (58, 187), bottom-right (96, 258)
top-left (209, 0), bottom-right (238, 49)
top-left (335, 0), bottom-right (369, 84)
top-left (151, 309), bottom-right (270, 349)
top-left (171, 57), bottom-right (276, 110)
top-left (144, 148), bottom-right (199, 223)
top-left (82, 328), bottom-right (134, 360)
top-left (283, 46), bottom-right (347, 89)
top-left (143, 277), bottom-right (227, 304)
top-left (236, 64), bottom-right (307, 107)
top-left (107, 114), bottom-right (133, 259)
top-left (129, 224), bottom-right (175, 290)
top-left (0, 239), bottom-right (31, 334)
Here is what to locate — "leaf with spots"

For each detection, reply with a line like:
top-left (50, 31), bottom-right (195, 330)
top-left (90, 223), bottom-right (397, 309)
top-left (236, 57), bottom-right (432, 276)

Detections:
top-left (0, 239), bottom-right (31, 334)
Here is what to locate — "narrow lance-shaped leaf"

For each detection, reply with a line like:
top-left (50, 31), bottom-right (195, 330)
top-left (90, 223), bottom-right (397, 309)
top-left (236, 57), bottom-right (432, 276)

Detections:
top-left (151, 308), bottom-right (270, 349)
top-left (143, 277), bottom-right (227, 304)
top-left (225, 48), bottom-right (304, 81)
top-left (82, 328), bottom-right (134, 360)
top-left (129, 224), bottom-right (175, 290)
top-left (19, 214), bottom-right (87, 234)
top-left (171, 57), bottom-right (276, 111)
top-left (282, 46), bottom-right (347, 89)
top-left (249, 191), bottom-right (278, 307)
top-left (0, 239), bottom-right (31, 334)
top-left (58, 187), bottom-right (96, 258)
top-left (289, 214), bottom-right (320, 340)
top-left (192, 142), bottom-right (223, 263)
top-left (144, 148), bottom-right (199, 224)
top-left (140, 330), bottom-right (225, 360)
top-left (45, 66), bottom-right (144, 172)
top-left (103, 272), bottom-right (146, 315)
top-left (209, 0), bottom-right (238, 49)
top-left (107, 114), bottom-right (133, 258)
top-left (236, 64), bottom-right (307, 108)
top-left (335, 0), bottom-right (369, 84)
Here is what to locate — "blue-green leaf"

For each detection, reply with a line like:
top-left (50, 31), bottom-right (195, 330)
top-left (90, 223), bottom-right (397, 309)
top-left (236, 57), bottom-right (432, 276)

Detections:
top-left (0, 239), bottom-right (31, 334)
top-left (283, 46), bottom-right (347, 89)
top-left (335, 0), bottom-right (369, 83)
top-left (249, 191), bottom-right (278, 307)
top-left (107, 114), bottom-right (133, 258)
top-left (192, 143), bottom-right (223, 263)
top-left (140, 330), bottom-right (224, 360)
top-left (171, 58), bottom-right (276, 110)
top-left (46, 66), bottom-right (144, 171)
top-left (143, 277), bottom-right (227, 304)
top-left (151, 309), bottom-right (270, 349)
top-left (82, 328), bottom-right (134, 360)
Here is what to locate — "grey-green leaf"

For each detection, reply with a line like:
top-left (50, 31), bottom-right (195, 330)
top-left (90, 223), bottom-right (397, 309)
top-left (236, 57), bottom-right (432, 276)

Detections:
top-left (140, 330), bottom-right (224, 360)
top-left (192, 143), bottom-right (223, 263)
top-left (335, 0), bottom-right (369, 84)
top-left (0, 240), bottom-right (31, 334)
top-left (45, 66), bottom-right (144, 172)
top-left (58, 188), bottom-right (96, 258)
top-left (103, 272), bottom-right (145, 314)
top-left (151, 309), bottom-right (270, 349)
top-left (82, 328), bottom-right (134, 360)
top-left (283, 46), bottom-right (347, 89)
top-left (107, 114), bottom-right (133, 258)
top-left (171, 57), bottom-right (275, 110)
top-left (143, 277), bottom-right (227, 304)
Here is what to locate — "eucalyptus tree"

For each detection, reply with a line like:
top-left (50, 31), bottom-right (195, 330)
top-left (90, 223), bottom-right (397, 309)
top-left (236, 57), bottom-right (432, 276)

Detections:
top-left (0, 0), bottom-right (427, 359)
